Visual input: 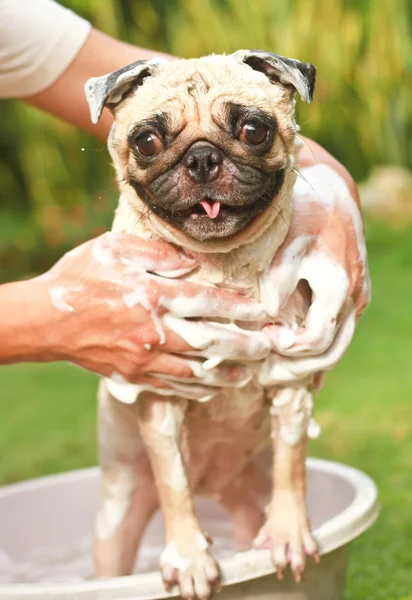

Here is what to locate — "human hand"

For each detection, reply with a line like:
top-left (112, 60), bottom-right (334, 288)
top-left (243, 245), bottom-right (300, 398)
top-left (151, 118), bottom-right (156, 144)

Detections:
top-left (261, 163), bottom-right (370, 375)
top-left (37, 232), bottom-right (269, 388)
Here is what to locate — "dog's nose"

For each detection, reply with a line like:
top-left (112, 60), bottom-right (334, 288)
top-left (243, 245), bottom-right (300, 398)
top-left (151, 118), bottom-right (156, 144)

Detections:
top-left (183, 145), bottom-right (223, 183)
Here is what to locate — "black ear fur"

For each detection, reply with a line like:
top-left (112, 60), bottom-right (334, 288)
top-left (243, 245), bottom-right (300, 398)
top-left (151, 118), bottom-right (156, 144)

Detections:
top-left (84, 58), bottom-right (166, 124)
top-left (231, 50), bottom-right (316, 103)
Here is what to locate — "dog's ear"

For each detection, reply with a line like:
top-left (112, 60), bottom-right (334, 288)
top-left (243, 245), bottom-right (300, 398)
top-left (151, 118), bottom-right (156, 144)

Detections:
top-left (231, 50), bottom-right (316, 103)
top-left (85, 58), bottom-right (166, 124)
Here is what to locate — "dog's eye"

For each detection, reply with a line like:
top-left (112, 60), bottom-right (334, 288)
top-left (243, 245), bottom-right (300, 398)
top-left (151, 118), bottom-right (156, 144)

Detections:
top-left (135, 132), bottom-right (162, 157)
top-left (240, 121), bottom-right (268, 145)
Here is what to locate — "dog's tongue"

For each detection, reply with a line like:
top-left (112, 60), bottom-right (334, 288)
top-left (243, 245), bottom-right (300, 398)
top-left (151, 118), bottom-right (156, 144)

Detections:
top-left (200, 199), bottom-right (221, 219)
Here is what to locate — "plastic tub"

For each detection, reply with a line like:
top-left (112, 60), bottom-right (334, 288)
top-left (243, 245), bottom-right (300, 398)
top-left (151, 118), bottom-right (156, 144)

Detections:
top-left (0, 457), bottom-right (379, 599)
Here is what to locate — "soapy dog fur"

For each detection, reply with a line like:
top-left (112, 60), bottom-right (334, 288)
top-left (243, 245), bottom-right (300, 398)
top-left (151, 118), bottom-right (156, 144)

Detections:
top-left (85, 51), bottom-right (346, 599)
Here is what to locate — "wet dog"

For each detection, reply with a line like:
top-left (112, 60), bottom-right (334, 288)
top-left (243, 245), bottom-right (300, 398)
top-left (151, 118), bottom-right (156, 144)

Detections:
top-left (85, 51), bottom-right (340, 598)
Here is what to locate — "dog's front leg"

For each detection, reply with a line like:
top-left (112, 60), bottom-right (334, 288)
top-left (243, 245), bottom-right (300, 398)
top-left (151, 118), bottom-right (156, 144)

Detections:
top-left (137, 394), bottom-right (220, 599)
top-left (254, 387), bottom-right (319, 581)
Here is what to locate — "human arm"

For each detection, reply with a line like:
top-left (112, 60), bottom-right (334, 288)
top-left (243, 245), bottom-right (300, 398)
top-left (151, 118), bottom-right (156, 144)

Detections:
top-left (262, 159), bottom-right (370, 373)
top-left (298, 137), bottom-right (360, 208)
top-left (0, 0), bottom-right (171, 139)
top-left (0, 234), bottom-right (269, 388)
top-left (25, 28), bottom-right (173, 141)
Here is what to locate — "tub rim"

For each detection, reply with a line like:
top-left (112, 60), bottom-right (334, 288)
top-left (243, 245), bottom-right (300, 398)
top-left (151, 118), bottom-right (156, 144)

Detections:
top-left (0, 458), bottom-right (379, 599)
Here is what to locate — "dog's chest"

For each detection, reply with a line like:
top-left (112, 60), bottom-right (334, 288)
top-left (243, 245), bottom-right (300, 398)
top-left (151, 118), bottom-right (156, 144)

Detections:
top-left (185, 252), bottom-right (265, 298)
top-left (179, 256), bottom-right (275, 426)
top-left (108, 192), bottom-right (309, 409)
top-left (189, 380), bottom-right (269, 437)
top-left (175, 212), bottom-right (287, 299)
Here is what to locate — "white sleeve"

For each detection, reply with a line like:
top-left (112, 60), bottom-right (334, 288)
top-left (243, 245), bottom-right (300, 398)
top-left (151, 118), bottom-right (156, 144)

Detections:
top-left (0, 0), bottom-right (91, 98)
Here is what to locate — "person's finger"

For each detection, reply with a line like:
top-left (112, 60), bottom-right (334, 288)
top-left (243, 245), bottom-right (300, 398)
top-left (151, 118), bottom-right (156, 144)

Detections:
top-left (354, 271), bottom-right (372, 319)
top-left (152, 357), bottom-right (252, 388)
top-left (98, 232), bottom-right (197, 277)
top-left (259, 306), bottom-right (356, 385)
top-left (104, 373), bottom-right (218, 404)
top-left (121, 275), bottom-right (266, 322)
top-left (265, 253), bottom-right (350, 356)
top-left (104, 373), bottom-right (176, 404)
top-left (261, 236), bottom-right (310, 318)
top-left (159, 284), bottom-right (267, 321)
top-left (163, 314), bottom-right (271, 364)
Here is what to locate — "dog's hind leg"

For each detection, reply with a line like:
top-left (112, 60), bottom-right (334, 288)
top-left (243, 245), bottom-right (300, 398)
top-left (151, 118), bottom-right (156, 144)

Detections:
top-left (94, 383), bottom-right (158, 577)
top-left (136, 393), bottom-right (220, 600)
top-left (218, 460), bottom-right (270, 550)
top-left (94, 462), bottom-right (158, 576)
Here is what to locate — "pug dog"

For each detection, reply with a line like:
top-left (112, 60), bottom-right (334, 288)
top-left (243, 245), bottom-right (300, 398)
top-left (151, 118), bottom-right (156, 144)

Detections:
top-left (85, 51), bottom-right (329, 599)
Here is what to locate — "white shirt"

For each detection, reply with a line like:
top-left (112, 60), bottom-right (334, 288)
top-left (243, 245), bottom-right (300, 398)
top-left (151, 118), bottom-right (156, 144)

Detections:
top-left (0, 0), bottom-right (91, 98)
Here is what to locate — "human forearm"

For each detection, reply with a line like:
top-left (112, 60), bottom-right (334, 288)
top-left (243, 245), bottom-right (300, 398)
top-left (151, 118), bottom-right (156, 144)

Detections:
top-left (298, 136), bottom-right (360, 208)
top-left (0, 279), bottom-right (55, 364)
top-left (25, 28), bottom-right (174, 140)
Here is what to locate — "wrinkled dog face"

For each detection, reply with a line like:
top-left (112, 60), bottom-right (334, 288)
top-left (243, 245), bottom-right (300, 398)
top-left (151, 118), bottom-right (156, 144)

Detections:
top-left (86, 51), bottom-right (315, 242)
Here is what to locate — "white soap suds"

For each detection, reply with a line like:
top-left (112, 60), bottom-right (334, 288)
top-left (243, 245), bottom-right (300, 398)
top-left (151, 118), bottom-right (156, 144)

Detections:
top-left (95, 471), bottom-right (137, 541)
top-left (91, 236), bottom-right (120, 267)
top-left (170, 359), bottom-right (252, 388)
top-left (196, 533), bottom-right (209, 551)
top-left (159, 403), bottom-right (182, 437)
top-left (164, 289), bottom-right (266, 321)
top-left (272, 389), bottom-right (294, 408)
top-left (259, 235), bottom-right (311, 318)
top-left (167, 450), bottom-right (188, 491)
top-left (151, 310), bottom-right (166, 345)
top-left (47, 284), bottom-right (74, 312)
top-left (270, 388), bottom-right (319, 446)
top-left (307, 418), bottom-right (321, 440)
top-left (64, 245), bottom-right (83, 260)
top-left (105, 377), bottom-right (217, 405)
top-left (259, 304), bottom-right (356, 385)
top-left (95, 231), bottom-right (195, 279)
top-left (258, 162), bottom-right (369, 357)
top-left (294, 165), bottom-right (366, 256)
top-left (155, 265), bottom-right (197, 278)
top-left (273, 326), bottom-right (296, 351)
top-left (160, 542), bottom-right (191, 572)
top-left (203, 356), bottom-right (223, 370)
top-left (155, 403), bottom-right (188, 491)
top-left (123, 288), bottom-right (166, 345)
top-left (106, 375), bottom-right (139, 404)
top-left (163, 314), bottom-right (270, 362)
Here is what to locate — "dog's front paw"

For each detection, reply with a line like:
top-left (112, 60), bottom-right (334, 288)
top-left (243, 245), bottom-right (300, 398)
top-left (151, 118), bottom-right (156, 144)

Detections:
top-left (160, 533), bottom-right (220, 600)
top-left (253, 493), bottom-right (319, 582)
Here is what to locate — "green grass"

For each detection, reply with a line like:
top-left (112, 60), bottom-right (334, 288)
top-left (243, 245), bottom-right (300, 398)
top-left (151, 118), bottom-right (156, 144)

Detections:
top-left (1, 221), bottom-right (412, 599)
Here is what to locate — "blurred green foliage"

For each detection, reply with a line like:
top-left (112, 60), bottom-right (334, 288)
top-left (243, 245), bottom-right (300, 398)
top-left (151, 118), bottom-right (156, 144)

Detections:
top-left (0, 0), bottom-right (411, 281)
